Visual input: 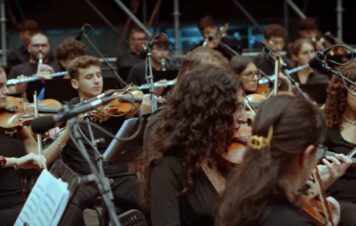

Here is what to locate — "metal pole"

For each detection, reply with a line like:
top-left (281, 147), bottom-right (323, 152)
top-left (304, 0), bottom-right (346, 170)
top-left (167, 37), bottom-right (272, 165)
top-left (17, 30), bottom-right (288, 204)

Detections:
top-left (113, 0), bottom-right (152, 37)
top-left (284, 0), bottom-right (289, 41)
top-left (0, 0), bottom-right (6, 66)
top-left (285, 0), bottom-right (306, 20)
top-left (231, 0), bottom-right (263, 33)
top-left (173, 0), bottom-right (181, 54)
top-left (336, 0), bottom-right (343, 40)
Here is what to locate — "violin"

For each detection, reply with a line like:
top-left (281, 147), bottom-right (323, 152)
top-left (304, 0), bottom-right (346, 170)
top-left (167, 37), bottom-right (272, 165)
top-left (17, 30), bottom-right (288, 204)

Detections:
top-left (0, 96), bottom-right (61, 132)
top-left (87, 90), bottom-right (143, 122)
top-left (297, 165), bottom-right (335, 226)
top-left (219, 124), bottom-right (251, 168)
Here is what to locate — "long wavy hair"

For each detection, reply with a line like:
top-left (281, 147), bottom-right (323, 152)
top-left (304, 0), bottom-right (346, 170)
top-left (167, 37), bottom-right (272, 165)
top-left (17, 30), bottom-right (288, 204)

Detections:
top-left (141, 64), bottom-right (240, 208)
top-left (325, 62), bottom-right (356, 128)
top-left (216, 95), bottom-right (326, 226)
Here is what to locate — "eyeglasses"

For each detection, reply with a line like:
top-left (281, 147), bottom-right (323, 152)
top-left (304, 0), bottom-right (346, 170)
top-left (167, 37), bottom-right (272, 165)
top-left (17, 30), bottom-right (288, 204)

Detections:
top-left (31, 43), bottom-right (48, 48)
top-left (240, 71), bottom-right (261, 79)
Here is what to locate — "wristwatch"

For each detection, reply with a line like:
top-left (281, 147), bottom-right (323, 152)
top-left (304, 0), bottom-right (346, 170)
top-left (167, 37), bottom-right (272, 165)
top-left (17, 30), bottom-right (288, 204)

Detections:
top-left (0, 156), bottom-right (6, 168)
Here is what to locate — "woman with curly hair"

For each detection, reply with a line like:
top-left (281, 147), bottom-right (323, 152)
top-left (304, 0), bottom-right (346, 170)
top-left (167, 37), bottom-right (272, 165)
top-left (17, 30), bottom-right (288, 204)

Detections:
top-left (142, 64), bottom-right (243, 226)
top-left (216, 95), bottom-right (348, 226)
top-left (324, 62), bottom-right (356, 203)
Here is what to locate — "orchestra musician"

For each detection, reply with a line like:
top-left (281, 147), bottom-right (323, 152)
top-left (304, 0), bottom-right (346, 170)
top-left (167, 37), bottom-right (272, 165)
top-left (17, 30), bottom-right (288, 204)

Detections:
top-left (59, 55), bottom-right (142, 225)
top-left (255, 24), bottom-right (294, 76)
top-left (141, 64), bottom-right (246, 226)
top-left (56, 37), bottom-right (86, 72)
top-left (324, 62), bottom-right (356, 203)
top-left (126, 33), bottom-right (169, 86)
top-left (7, 32), bottom-right (60, 102)
top-left (288, 38), bottom-right (329, 105)
top-left (216, 94), bottom-right (354, 226)
top-left (230, 55), bottom-right (260, 95)
top-left (0, 66), bottom-right (70, 226)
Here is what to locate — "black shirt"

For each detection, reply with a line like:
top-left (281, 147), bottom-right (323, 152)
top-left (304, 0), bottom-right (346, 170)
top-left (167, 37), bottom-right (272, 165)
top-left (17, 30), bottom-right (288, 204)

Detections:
top-left (61, 97), bottom-right (128, 176)
top-left (324, 128), bottom-right (356, 203)
top-left (256, 198), bottom-right (313, 226)
top-left (8, 62), bottom-right (60, 102)
top-left (150, 155), bottom-right (216, 226)
top-left (116, 50), bottom-right (145, 68)
top-left (254, 53), bottom-right (295, 76)
top-left (6, 45), bottom-right (30, 73)
top-left (126, 62), bottom-right (151, 86)
top-left (0, 131), bottom-right (26, 209)
top-left (290, 71), bottom-right (329, 84)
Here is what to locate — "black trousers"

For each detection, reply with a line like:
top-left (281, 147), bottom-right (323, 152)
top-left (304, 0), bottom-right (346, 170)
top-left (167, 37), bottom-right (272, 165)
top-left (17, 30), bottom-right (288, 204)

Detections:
top-left (0, 203), bottom-right (24, 226)
top-left (59, 172), bottom-right (142, 226)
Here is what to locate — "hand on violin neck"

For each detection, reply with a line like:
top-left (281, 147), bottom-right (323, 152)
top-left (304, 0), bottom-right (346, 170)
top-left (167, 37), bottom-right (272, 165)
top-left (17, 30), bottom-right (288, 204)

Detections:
top-left (318, 154), bottom-right (352, 188)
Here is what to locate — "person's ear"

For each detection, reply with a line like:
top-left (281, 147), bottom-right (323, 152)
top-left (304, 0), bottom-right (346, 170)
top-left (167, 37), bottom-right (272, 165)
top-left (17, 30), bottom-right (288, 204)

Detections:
top-left (71, 78), bottom-right (79, 90)
top-left (298, 144), bottom-right (316, 168)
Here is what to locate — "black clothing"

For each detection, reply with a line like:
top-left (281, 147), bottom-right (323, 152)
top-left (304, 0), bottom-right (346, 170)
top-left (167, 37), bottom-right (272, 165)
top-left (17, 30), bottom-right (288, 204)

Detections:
top-left (61, 97), bottom-right (128, 176)
top-left (116, 49), bottom-right (145, 68)
top-left (126, 61), bottom-right (157, 86)
top-left (290, 71), bottom-right (329, 84)
top-left (0, 131), bottom-right (27, 226)
top-left (60, 97), bottom-right (141, 225)
top-left (254, 53), bottom-right (294, 76)
top-left (8, 61), bottom-right (60, 102)
top-left (291, 71), bottom-right (329, 105)
top-left (150, 155), bottom-right (216, 226)
top-left (6, 45), bottom-right (30, 73)
top-left (257, 198), bottom-right (313, 226)
top-left (0, 132), bottom-right (26, 209)
top-left (324, 128), bottom-right (356, 203)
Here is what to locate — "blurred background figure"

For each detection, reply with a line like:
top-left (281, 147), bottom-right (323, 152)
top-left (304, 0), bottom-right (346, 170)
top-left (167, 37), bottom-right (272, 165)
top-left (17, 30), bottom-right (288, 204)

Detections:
top-left (6, 19), bottom-right (38, 73)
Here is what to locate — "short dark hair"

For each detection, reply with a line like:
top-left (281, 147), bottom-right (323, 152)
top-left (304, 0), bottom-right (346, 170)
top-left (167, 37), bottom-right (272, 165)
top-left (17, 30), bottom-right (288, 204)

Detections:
top-left (198, 15), bottom-right (216, 31)
top-left (128, 27), bottom-right (146, 39)
top-left (230, 55), bottom-right (255, 75)
top-left (67, 55), bottom-right (100, 79)
top-left (298, 17), bottom-right (318, 31)
top-left (264, 24), bottom-right (286, 40)
top-left (19, 19), bottom-right (38, 32)
top-left (56, 37), bottom-right (86, 63)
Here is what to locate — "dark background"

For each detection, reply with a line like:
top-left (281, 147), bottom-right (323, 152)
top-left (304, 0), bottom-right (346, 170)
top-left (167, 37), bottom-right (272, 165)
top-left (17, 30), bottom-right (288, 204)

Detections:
top-left (3, 0), bottom-right (355, 54)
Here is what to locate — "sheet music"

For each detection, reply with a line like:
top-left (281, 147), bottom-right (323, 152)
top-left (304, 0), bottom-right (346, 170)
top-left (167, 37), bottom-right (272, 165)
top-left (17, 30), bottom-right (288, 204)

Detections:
top-left (15, 169), bottom-right (70, 226)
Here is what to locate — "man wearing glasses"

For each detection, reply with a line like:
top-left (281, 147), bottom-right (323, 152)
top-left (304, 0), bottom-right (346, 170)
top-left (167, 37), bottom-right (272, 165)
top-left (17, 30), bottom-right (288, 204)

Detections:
top-left (116, 27), bottom-right (147, 69)
top-left (7, 32), bottom-right (59, 102)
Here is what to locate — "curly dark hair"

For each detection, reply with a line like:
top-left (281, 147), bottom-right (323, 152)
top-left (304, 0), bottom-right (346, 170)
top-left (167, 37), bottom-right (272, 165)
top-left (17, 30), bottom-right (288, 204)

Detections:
top-left (56, 37), bottom-right (86, 64)
top-left (264, 24), bottom-right (286, 40)
top-left (142, 64), bottom-right (241, 207)
top-left (217, 95), bottom-right (326, 226)
top-left (325, 62), bottom-right (356, 128)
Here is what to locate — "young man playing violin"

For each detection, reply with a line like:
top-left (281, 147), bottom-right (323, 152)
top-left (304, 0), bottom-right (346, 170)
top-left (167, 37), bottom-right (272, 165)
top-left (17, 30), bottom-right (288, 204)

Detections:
top-left (0, 66), bottom-right (70, 226)
top-left (59, 55), bottom-right (142, 225)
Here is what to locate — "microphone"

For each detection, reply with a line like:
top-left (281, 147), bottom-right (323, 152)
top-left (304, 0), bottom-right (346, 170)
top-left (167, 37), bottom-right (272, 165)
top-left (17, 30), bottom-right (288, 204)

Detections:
top-left (75, 24), bottom-right (91, 41)
top-left (308, 51), bottom-right (333, 75)
top-left (143, 33), bottom-right (169, 51)
top-left (31, 95), bottom-right (116, 133)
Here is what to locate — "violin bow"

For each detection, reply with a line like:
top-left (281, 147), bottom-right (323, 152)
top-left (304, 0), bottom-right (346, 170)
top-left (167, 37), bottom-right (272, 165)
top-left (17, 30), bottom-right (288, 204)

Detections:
top-left (33, 93), bottom-right (43, 156)
top-left (313, 167), bottom-right (335, 226)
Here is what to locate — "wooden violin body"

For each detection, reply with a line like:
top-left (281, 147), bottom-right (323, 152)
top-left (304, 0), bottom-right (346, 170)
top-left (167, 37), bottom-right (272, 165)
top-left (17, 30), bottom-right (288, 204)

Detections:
top-left (87, 90), bottom-right (143, 122)
top-left (0, 96), bottom-right (61, 131)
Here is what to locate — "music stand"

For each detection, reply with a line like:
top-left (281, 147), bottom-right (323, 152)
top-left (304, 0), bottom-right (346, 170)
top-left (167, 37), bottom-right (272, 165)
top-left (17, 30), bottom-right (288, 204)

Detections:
top-left (103, 117), bottom-right (146, 164)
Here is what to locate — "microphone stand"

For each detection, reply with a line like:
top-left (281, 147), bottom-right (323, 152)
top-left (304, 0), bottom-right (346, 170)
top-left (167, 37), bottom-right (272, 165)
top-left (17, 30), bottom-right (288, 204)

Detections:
top-left (68, 118), bottom-right (121, 226)
top-left (144, 44), bottom-right (157, 113)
